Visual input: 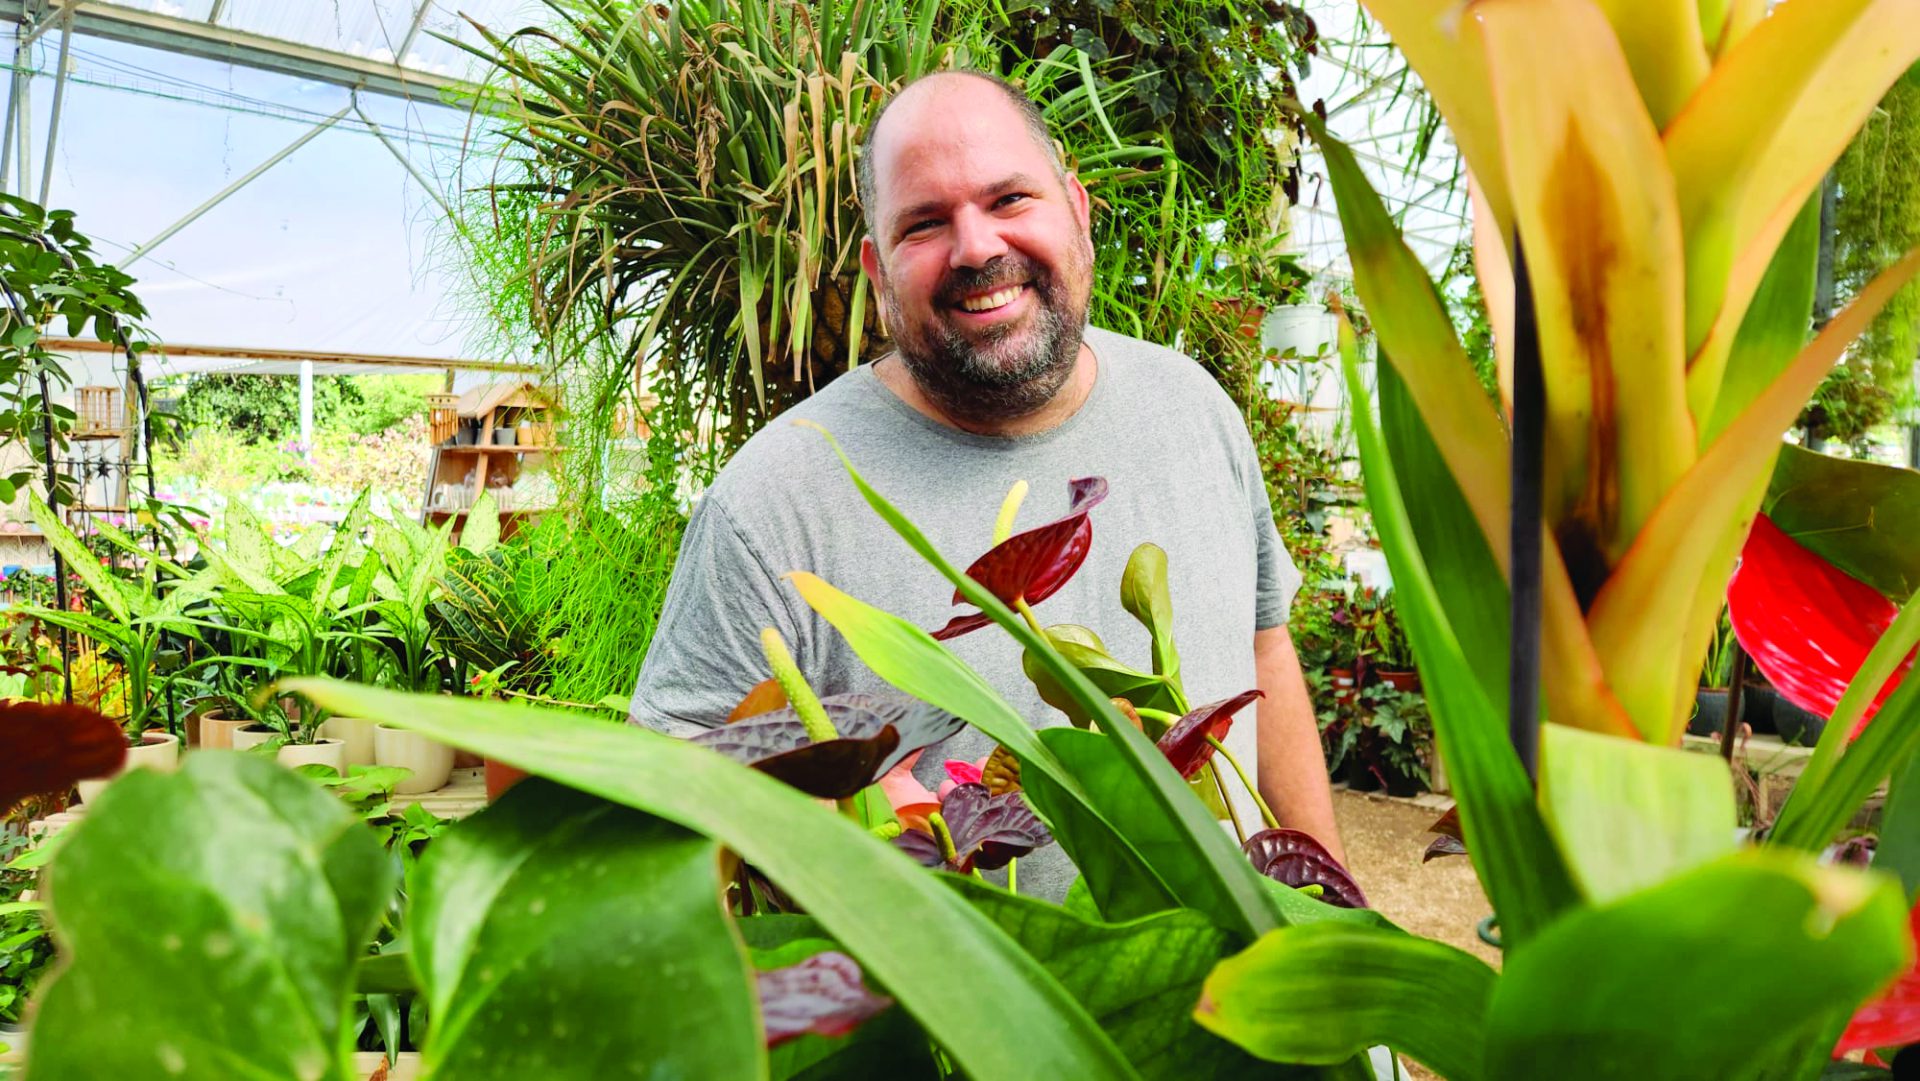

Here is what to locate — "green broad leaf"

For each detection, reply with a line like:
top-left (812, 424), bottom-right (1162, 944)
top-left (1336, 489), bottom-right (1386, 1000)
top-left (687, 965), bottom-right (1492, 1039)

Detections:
top-left (1702, 195), bottom-right (1820, 447)
top-left (29, 495), bottom-right (129, 626)
top-left (1120, 544), bottom-right (1184, 694)
top-left (1021, 733), bottom-right (1182, 922)
top-left (282, 678), bottom-right (1141, 1081)
top-left (410, 779), bottom-right (763, 1078)
top-left (28, 753), bottom-right (393, 1081)
top-left (1378, 360), bottom-right (1508, 709)
top-left (797, 425), bottom-right (1282, 942)
top-left (1763, 443), bottom-right (1920, 604)
top-left (8, 326), bottom-right (35, 348)
top-left (222, 497), bottom-right (285, 583)
top-left (1196, 922), bottom-right (1496, 1081)
top-left (1026, 625), bottom-right (1183, 728)
top-left (1484, 850), bottom-right (1912, 1080)
top-left (945, 876), bottom-right (1273, 1081)
top-left (354, 951), bottom-right (419, 995)
top-left (310, 489), bottom-right (370, 613)
top-left (461, 488), bottom-right (501, 555)
top-left (1537, 724), bottom-right (1737, 904)
top-left (1771, 646), bottom-right (1920, 853)
top-left (0, 477), bottom-right (15, 503)
top-left (1344, 330), bottom-right (1579, 948)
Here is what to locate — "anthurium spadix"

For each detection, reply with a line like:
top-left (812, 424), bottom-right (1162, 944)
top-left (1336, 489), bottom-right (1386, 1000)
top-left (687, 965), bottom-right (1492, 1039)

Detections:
top-left (1317, 0), bottom-right (1920, 746)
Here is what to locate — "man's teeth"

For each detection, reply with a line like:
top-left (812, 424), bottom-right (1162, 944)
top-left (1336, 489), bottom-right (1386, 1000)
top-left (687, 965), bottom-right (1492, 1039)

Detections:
top-left (960, 285), bottom-right (1024, 312)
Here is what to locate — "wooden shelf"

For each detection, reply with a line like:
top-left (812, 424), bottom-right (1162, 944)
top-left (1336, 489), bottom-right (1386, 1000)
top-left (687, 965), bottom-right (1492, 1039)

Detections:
top-left (434, 444), bottom-right (564, 455)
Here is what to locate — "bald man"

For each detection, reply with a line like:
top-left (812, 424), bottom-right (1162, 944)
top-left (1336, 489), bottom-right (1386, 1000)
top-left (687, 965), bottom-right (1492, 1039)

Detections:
top-left (631, 71), bottom-right (1342, 900)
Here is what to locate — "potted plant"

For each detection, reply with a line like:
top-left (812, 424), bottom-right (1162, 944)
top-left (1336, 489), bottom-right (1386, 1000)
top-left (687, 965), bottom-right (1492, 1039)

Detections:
top-left (1368, 590), bottom-right (1420, 692)
top-left (1688, 611), bottom-right (1775, 738)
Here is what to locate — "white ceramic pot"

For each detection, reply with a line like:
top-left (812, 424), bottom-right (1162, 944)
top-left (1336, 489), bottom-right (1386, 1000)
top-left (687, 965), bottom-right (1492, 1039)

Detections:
top-left (277, 739), bottom-right (346, 773)
top-left (1259, 303), bottom-right (1340, 361)
top-left (375, 725), bottom-right (454, 794)
top-left (197, 710), bottom-right (252, 751)
top-left (317, 716), bottom-right (378, 766)
top-left (76, 732), bottom-right (180, 804)
top-left (229, 724), bottom-right (286, 752)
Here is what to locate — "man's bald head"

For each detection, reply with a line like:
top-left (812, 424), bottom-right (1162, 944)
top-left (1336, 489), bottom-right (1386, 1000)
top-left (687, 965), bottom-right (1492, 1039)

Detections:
top-left (856, 70), bottom-right (1064, 235)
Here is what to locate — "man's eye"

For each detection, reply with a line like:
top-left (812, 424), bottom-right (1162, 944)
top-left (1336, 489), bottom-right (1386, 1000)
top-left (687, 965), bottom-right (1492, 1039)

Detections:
top-left (996, 193), bottom-right (1031, 209)
top-left (904, 219), bottom-right (939, 236)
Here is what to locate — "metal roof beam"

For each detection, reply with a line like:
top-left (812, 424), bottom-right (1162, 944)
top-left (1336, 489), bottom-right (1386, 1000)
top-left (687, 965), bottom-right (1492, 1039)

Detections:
top-left (0, 0), bottom-right (469, 102)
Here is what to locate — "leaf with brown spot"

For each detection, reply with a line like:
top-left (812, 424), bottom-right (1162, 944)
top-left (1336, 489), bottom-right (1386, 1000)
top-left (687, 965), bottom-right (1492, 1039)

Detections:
top-left (980, 745), bottom-right (1022, 795)
top-left (0, 700), bottom-right (125, 814)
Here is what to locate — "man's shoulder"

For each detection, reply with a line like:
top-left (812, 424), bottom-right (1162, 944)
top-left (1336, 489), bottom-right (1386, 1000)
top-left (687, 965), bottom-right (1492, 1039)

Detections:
top-left (1086, 324), bottom-right (1246, 422)
top-left (701, 367), bottom-right (898, 517)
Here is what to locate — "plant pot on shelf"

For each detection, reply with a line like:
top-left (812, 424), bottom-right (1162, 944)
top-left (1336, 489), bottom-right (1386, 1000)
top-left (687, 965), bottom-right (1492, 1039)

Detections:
top-left (485, 759), bottom-right (529, 801)
top-left (76, 731), bottom-right (180, 804)
top-left (317, 716), bottom-right (378, 766)
top-left (1329, 666), bottom-right (1360, 706)
top-left (1773, 698), bottom-right (1829, 748)
top-left (453, 422), bottom-right (477, 446)
top-left (1687, 686), bottom-right (1778, 738)
top-left (492, 428), bottom-right (518, 446)
top-left (197, 710), bottom-right (252, 751)
top-left (277, 739), bottom-right (346, 773)
top-left (1375, 669), bottom-right (1421, 693)
top-left (375, 725), bottom-right (454, 794)
top-left (230, 724), bottom-right (289, 753)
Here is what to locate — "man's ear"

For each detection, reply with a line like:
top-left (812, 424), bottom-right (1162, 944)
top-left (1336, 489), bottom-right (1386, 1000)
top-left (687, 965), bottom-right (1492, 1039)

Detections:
top-left (1065, 172), bottom-right (1092, 233)
top-left (859, 235), bottom-right (885, 289)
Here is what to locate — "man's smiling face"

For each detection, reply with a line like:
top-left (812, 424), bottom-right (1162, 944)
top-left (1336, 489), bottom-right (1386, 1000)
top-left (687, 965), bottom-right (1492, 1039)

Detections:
top-left (859, 74), bottom-right (1094, 423)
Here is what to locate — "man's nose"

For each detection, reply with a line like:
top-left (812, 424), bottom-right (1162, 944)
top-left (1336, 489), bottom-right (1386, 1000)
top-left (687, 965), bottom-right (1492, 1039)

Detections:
top-left (947, 206), bottom-right (1008, 269)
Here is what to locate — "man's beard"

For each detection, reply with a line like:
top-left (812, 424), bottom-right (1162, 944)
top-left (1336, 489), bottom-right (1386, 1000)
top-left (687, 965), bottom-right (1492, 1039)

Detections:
top-left (883, 245), bottom-right (1090, 427)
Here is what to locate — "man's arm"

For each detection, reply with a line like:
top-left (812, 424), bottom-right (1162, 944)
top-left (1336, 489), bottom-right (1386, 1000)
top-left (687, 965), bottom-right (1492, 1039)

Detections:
top-left (1253, 623), bottom-right (1346, 863)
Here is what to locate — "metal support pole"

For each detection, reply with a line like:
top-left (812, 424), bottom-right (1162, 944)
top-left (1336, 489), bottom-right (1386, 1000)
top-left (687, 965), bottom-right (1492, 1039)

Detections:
top-left (397, 0), bottom-right (433, 62)
top-left (353, 97), bottom-right (452, 216)
top-left (121, 102), bottom-right (351, 268)
top-left (1508, 240), bottom-right (1544, 782)
top-left (11, 47), bottom-right (27, 198)
top-left (0, 32), bottom-right (19, 193)
top-left (298, 358), bottom-right (313, 456)
top-left (35, 7), bottom-right (68, 205)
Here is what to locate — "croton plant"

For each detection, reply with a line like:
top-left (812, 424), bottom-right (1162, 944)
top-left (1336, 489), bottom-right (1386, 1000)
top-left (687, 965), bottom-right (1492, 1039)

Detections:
top-left (9, 0), bottom-right (1920, 1078)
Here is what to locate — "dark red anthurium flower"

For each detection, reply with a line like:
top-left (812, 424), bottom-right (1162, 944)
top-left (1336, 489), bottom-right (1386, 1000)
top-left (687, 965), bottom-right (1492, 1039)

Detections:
top-left (1729, 515), bottom-right (1912, 740)
top-left (756, 950), bottom-right (894, 1048)
top-left (690, 693), bottom-right (964, 800)
top-left (1243, 828), bottom-right (1369, 909)
top-left (932, 477), bottom-right (1109, 641)
top-left (894, 782), bottom-right (1053, 874)
top-left (0, 700), bottom-right (125, 814)
top-left (1837, 901), bottom-right (1919, 1055)
top-left (1155, 690), bottom-right (1263, 779)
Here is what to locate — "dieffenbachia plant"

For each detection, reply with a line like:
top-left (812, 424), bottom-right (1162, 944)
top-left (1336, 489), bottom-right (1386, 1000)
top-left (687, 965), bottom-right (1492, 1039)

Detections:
top-left (1186, 0), bottom-right (1920, 1074)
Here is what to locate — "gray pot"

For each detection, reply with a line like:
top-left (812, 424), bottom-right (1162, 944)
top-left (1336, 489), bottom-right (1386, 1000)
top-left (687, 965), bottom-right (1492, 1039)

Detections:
top-left (453, 423), bottom-right (477, 446)
top-left (492, 428), bottom-right (518, 446)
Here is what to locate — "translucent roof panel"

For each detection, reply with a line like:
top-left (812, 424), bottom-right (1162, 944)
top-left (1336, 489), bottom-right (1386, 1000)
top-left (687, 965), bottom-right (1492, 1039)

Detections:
top-left (93, 0), bottom-right (548, 80)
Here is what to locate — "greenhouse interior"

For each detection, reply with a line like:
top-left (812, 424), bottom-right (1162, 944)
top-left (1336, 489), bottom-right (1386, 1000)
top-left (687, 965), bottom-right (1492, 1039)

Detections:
top-left (0, 0), bottom-right (1917, 1077)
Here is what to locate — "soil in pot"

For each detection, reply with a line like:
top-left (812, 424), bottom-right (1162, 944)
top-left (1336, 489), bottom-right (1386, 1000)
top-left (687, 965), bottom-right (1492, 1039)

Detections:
top-left (77, 731), bottom-right (180, 804)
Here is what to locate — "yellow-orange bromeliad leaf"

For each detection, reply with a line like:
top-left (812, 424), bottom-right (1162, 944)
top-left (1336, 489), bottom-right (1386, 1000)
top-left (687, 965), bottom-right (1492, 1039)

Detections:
top-left (1586, 0), bottom-right (1711, 127)
top-left (1478, 0), bottom-right (1696, 568)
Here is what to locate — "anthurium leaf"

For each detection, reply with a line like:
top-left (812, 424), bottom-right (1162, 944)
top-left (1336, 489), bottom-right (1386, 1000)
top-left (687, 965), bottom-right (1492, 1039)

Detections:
top-left (757, 951), bottom-right (894, 1048)
top-left (1027, 625), bottom-right (1183, 727)
top-left (1378, 361), bottom-right (1509, 713)
top-left (1484, 850), bottom-right (1912, 1079)
top-left (1344, 327), bottom-right (1580, 947)
top-left (283, 678), bottom-right (1139, 1080)
top-left (1155, 691), bottom-right (1262, 780)
top-left (1729, 515), bottom-right (1910, 736)
top-left (931, 782), bottom-right (1052, 872)
top-left (932, 477), bottom-right (1108, 642)
top-left (28, 753), bottom-right (393, 1081)
top-left (1020, 732), bottom-right (1181, 923)
top-left (797, 425), bottom-right (1282, 941)
top-left (0, 700), bottom-right (125, 814)
top-left (1195, 922), bottom-right (1495, 1081)
top-left (1241, 829), bottom-right (1368, 910)
top-left (1120, 543), bottom-right (1183, 691)
top-left (1763, 445), bottom-right (1920, 604)
top-left (945, 877), bottom-right (1272, 1081)
top-left (1537, 723), bottom-right (1736, 904)
top-left (410, 779), bottom-right (762, 1076)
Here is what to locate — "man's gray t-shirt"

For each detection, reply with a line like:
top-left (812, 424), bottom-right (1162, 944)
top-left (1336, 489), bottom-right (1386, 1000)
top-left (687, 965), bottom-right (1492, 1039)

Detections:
top-left (630, 326), bottom-right (1301, 901)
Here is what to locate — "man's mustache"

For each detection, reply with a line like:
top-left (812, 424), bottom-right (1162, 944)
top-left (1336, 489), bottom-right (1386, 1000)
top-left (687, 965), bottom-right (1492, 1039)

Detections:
top-left (934, 255), bottom-right (1051, 308)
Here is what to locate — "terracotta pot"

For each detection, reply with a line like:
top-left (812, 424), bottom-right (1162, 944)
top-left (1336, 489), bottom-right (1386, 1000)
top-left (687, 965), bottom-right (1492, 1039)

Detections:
top-left (485, 759), bottom-right (529, 801)
top-left (1376, 669), bottom-right (1421, 693)
top-left (278, 739), bottom-right (346, 772)
top-left (1329, 666), bottom-right (1360, 705)
top-left (375, 725), bottom-right (454, 794)
top-left (198, 710), bottom-right (253, 751)
top-left (77, 731), bottom-right (180, 804)
top-left (317, 716), bottom-right (378, 766)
